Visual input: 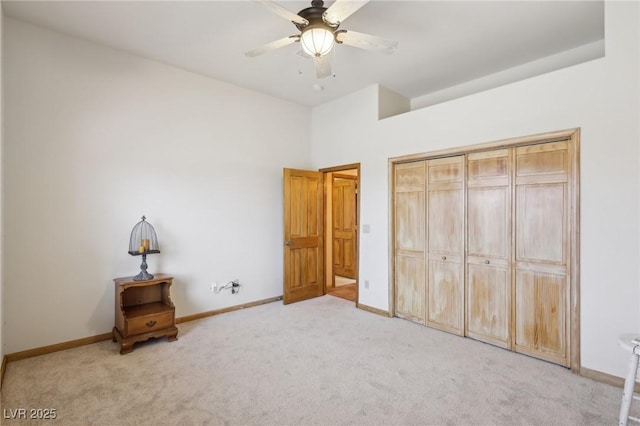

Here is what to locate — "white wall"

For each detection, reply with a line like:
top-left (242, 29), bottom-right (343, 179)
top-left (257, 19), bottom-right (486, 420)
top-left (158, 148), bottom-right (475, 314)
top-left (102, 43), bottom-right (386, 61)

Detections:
top-left (3, 18), bottom-right (311, 354)
top-left (311, 1), bottom-right (639, 378)
top-left (411, 40), bottom-right (605, 110)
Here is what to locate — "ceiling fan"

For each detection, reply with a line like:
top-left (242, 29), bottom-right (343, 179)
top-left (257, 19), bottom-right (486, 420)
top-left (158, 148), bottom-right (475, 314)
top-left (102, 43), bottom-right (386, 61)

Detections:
top-left (245, 0), bottom-right (398, 79)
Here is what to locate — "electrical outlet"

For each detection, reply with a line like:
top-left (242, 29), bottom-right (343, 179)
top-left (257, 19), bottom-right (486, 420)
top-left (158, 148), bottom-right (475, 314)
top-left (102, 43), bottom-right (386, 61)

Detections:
top-left (364, 280), bottom-right (370, 289)
top-left (210, 282), bottom-right (218, 292)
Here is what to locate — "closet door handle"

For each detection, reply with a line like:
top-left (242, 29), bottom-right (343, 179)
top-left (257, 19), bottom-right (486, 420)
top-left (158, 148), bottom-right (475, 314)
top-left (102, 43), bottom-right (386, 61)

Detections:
top-left (441, 256), bottom-right (447, 260)
top-left (284, 241), bottom-right (291, 246)
top-left (484, 260), bottom-right (490, 264)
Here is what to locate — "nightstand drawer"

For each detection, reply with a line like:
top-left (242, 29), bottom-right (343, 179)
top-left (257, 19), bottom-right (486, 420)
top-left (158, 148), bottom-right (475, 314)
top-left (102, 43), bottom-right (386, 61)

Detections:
top-left (127, 311), bottom-right (174, 336)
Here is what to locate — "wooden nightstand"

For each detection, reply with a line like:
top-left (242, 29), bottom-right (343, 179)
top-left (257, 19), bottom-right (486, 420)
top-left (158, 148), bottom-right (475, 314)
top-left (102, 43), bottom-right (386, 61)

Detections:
top-left (112, 273), bottom-right (178, 354)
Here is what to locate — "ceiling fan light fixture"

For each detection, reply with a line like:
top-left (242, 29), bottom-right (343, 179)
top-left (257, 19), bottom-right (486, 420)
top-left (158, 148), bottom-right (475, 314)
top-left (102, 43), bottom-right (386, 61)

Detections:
top-left (300, 26), bottom-right (335, 57)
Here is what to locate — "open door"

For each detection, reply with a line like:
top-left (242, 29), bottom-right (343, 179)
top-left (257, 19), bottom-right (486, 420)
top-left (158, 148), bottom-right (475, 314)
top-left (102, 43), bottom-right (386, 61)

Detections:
top-left (283, 168), bottom-right (325, 304)
top-left (332, 174), bottom-right (357, 279)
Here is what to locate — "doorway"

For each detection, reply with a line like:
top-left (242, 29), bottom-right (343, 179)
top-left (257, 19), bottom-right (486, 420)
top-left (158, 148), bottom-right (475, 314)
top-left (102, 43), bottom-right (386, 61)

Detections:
top-left (322, 165), bottom-right (359, 303)
top-left (282, 164), bottom-right (360, 305)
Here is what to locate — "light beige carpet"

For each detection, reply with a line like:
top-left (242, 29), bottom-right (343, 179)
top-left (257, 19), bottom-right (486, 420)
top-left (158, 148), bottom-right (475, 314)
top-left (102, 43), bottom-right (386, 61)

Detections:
top-left (1, 296), bottom-right (624, 425)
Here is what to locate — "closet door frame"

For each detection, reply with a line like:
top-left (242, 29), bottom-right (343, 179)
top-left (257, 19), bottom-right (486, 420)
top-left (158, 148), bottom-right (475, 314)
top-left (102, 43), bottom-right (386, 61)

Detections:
top-left (388, 128), bottom-right (580, 373)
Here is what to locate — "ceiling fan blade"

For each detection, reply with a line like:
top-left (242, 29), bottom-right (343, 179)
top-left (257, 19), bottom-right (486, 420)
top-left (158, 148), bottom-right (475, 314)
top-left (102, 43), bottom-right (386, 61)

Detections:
top-left (314, 55), bottom-right (333, 79)
top-left (336, 30), bottom-right (398, 54)
top-left (255, 0), bottom-right (309, 26)
top-left (245, 35), bottom-right (300, 57)
top-left (323, 0), bottom-right (369, 26)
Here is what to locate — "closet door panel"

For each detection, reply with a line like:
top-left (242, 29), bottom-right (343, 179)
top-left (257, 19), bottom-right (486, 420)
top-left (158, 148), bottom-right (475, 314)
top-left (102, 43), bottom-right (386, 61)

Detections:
top-left (466, 149), bottom-right (511, 347)
top-left (396, 255), bottom-right (426, 323)
top-left (468, 153), bottom-right (508, 178)
top-left (516, 145), bottom-right (567, 178)
top-left (428, 257), bottom-right (463, 333)
top-left (515, 270), bottom-right (567, 364)
top-left (513, 141), bottom-right (570, 367)
top-left (426, 156), bottom-right (464, 335)
top-left (516, 184), bottom-right (566, 264)
top-left (428, 189), bottom-right (463, 254)
top-left (396, 163), bottom-right (426, 190)
top-left (396, 192), bottom-right (425, 251)
top-left (467, 187), bottom-right (509, 258)
top-left (394, 161), bottom-right (426, 324)
top-left (467, 263), bottom-right (510, 347)
top-left (428, 160), bottom-right (463, 185)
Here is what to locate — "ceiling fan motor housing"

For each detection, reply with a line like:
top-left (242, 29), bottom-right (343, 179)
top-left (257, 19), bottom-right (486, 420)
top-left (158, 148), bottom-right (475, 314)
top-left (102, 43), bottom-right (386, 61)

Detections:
top-left (295, 0), bottom-right (339, 32)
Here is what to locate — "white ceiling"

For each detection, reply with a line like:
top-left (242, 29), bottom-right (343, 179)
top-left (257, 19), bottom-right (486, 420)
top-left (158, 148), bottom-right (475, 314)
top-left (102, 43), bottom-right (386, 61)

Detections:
top-left (2, 1), bottom-right (604, 107)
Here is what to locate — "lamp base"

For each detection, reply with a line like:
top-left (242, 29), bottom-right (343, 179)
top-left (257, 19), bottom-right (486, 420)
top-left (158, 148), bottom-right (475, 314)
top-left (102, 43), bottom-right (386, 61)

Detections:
top-left (133, 270), bottom-right (154, 281)
top-left (132, 253), bottom-right (154, 281)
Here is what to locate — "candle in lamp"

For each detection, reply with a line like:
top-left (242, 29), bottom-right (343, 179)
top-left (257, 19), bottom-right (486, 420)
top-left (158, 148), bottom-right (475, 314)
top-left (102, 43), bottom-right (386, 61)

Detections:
top-left (142, 239), bottom-right (150, 250)
top-left (138, 245), bottom-right (145, 254)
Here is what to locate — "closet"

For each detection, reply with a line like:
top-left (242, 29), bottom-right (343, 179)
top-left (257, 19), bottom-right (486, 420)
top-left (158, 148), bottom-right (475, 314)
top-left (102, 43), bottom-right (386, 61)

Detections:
top-left (392, 130), bottom-right (578, 369)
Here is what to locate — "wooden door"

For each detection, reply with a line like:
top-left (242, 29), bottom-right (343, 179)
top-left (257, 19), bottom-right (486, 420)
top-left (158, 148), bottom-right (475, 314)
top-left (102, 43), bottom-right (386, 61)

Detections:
top-left (283, 168), bottom-right (324, 305)
top-left (332, 175), bottom-right (357, 279)
top-left (394, 161), bottom-right (426, 324)
top-left (466, 149), bottom-right (512, 348)
top-left (426, 156), bottom-right (465, 335)
top-left (513, 142), bottom-right (570, 366)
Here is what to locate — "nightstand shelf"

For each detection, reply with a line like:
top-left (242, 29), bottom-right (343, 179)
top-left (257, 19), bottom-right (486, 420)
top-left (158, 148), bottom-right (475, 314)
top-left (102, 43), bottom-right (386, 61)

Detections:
top-left (112, 274), bottom-right (178, 354)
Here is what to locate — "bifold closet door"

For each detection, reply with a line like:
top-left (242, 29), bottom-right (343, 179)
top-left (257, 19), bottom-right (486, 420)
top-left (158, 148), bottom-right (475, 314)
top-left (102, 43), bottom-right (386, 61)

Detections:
top-left (394, 161), bottom-right (426, 324)
top-left (391, 134), bottom-right (576, 369)
top-left (426, 156), bottom-right (465, 335)
top-left (513, 141), bottom-right (570, 366)
top-left (466, 149), bottom-right (511, 348)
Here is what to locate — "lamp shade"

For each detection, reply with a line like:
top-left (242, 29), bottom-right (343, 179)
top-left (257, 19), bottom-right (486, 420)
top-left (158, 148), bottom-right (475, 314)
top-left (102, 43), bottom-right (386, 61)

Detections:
top-left (128, 216), bottom-right (160, 255)
top-left (300, 27), bottom-right (335, 57)
top-left (128, 216), bottom-right (160, 281)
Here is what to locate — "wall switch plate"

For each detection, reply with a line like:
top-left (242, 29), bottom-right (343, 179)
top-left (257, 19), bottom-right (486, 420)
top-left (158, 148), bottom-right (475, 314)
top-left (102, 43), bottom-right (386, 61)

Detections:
top-left (362, 224), bottom-right (370, 233)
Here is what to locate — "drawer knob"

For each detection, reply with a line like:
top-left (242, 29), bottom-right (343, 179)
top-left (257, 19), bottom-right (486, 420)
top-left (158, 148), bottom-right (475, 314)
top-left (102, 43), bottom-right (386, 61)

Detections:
top-left (441, 256), bottom-right (446, 260)
top-left (146, 320), bottom-right (157, 328)
top-left (485, 260), bottom-right (490, 264)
